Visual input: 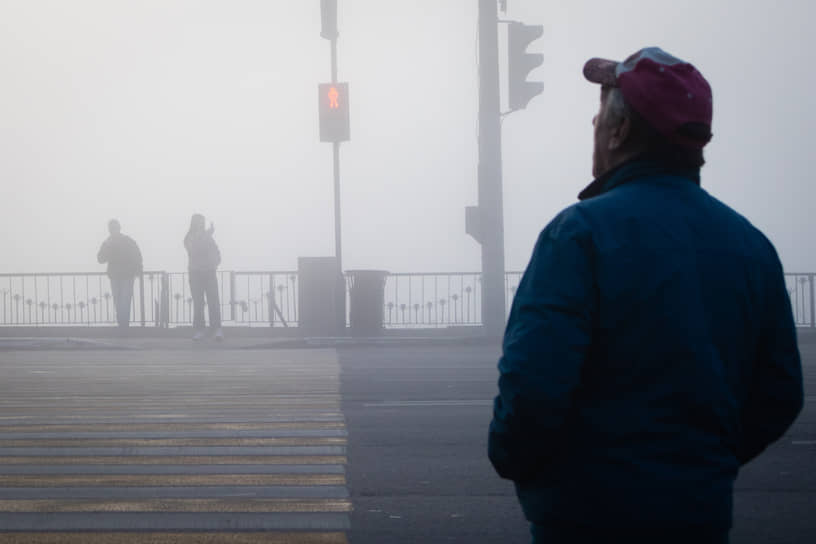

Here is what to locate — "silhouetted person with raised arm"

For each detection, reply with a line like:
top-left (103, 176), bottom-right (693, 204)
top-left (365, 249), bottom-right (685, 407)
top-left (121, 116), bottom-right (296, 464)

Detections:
top-left (184, 213), bottom-right (223, 341)
top-left (97, 219), bottom-right (142, 329)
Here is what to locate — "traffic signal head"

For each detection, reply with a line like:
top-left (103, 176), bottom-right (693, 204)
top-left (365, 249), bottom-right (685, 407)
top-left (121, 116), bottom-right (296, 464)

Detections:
top-left (318, 82), bottom-right (350, 142)
top-left (508, 22), bottom-right (544, 111)
top-left (320, 0), bottom-right (338, 40)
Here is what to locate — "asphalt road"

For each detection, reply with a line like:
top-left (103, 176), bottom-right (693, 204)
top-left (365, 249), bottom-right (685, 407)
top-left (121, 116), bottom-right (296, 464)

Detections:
top-left (340, 342), bottom-right (816, 543)
top-left (0, 337), bottom-right (813, 543)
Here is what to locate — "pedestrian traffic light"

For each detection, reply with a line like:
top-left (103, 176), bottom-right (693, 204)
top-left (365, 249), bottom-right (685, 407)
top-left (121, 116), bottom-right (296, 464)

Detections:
top-left (507, 22), bottom-right (544, 111)
top-left (320, 0), bottom-right (337, 40)
top-left (318, 82), bottom-right (350, 142)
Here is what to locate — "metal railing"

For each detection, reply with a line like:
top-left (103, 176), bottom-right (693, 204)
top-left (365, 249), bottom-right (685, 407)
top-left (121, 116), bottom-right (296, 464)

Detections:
top-left (0, 272), bottom-right (166, 327)
top-left (2, 270), bottom-right (814, 329)
top-left (786, 273), bottom-right (816, 327)
top-left (164, 271), bottom-right (298, 327)
top-left (379, 272), bottom-right (522, 328)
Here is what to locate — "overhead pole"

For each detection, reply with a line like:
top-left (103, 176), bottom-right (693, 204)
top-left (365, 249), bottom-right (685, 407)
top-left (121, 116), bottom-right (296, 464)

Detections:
top-left (322, 0), bottom-right (342, 273)
top-left (477, 0), bottom-right (506, 336)
top-left (320, 0), bottom-right (347, 331)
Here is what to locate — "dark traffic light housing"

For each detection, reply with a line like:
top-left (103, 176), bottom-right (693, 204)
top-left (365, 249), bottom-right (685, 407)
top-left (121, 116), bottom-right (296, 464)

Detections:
top-left (507, 22), bottom-right (544, 111)
top-left (318, 82), bottom-right (350, 142)
top-left (320, 0), bottom-right (338, 40)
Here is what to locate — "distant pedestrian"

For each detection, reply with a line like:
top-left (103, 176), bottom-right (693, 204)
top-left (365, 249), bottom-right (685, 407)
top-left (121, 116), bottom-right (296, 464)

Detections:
top-left (184, 213), bottom-right (223, 341)
top-left (488, 47), bottom-right (803, 544)
top-left (97, 219), bottom-right (142, 328)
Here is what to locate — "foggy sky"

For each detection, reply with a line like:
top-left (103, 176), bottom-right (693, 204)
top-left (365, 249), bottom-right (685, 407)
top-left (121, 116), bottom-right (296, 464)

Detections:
top-left (1, 1), bottom-right (813, 275)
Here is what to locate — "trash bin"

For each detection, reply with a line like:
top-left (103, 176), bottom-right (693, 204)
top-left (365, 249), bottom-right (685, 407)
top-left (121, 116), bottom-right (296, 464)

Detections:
top-left (298, 257), bottom-right (343, 336)
top-left (346, 270), bottom-right (389, 337)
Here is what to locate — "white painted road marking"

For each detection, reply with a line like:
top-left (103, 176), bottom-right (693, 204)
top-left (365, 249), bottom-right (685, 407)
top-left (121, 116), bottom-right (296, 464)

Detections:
top-left (363, 400), bottom-right (492, 407)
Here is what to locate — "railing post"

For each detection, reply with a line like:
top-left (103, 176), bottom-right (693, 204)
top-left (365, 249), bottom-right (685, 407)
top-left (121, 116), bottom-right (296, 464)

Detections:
top-left (139, 273), bottom-right (146, 327)
top-left (161, 272), bottom-right (170, 328)
top-left (230, 271), bottom-right (236, 322)
top-left (269, 274), bottom-right (275, 327)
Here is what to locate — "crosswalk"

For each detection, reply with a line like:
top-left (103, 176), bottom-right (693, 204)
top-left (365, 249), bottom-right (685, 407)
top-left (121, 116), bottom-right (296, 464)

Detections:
top-left (0, 347), bottom-right (349, 543)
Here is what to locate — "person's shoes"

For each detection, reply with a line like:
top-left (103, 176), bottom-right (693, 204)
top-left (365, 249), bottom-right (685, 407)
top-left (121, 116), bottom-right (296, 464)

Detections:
top-left (192, 330), bottom-right (206, 341)
top-left (213, 328), bottom-right (224, 341)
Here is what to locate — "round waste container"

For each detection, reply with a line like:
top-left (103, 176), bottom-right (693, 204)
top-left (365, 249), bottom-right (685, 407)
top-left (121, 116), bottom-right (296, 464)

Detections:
top-left (346, 270), bottom-right (389, 336)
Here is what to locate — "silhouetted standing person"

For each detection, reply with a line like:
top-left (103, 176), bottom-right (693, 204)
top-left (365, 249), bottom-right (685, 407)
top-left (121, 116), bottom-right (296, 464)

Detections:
top-left (184, 213), bottom-right (223, 341)
top-left (488, 47), bottom-right (803, 543)
top-left (97, 219), bottom-right (142, 328)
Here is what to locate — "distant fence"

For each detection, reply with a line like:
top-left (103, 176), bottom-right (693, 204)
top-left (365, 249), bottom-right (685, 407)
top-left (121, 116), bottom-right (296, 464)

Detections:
top-left (0, 272), bottom-right (164, 327)
top-left (1, 271), bottom-right (812, 329)
top-left (164, 271), bottom-right (298, 327)
top-left (380, 272), bottom-right (522, 328)
top-left (786, 274), bottom-right (816, 328)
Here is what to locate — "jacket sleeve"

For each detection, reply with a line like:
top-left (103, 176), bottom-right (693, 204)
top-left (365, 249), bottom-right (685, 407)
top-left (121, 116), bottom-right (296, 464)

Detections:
top-left (488, 207), bottom-right (597, 482)
top-left (97, 239), bottom-right (109, 264)
top-left (737, 252), bottom-right (804, 465)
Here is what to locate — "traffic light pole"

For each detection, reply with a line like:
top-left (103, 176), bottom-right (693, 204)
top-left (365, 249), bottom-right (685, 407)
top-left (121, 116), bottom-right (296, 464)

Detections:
top-left (330, 37), bottom-right (347, 331)
top-left (478, 0), bottom-right (506, 336)
top-left (330, 38), bottom-right (342, 273)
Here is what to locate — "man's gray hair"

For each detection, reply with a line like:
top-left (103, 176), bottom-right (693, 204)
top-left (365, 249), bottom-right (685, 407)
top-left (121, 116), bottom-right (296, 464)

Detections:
top-left (602, 87), bottom-right (630, 126)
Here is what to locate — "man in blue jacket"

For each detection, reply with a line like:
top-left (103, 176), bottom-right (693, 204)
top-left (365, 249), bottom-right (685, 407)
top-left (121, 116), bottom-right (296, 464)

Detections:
top-left (488, 47), bottom-right (803, 543)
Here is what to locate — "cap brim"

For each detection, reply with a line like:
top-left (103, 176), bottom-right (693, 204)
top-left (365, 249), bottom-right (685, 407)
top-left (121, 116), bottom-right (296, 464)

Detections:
top-left (583, 57), bottom-right (619, 86)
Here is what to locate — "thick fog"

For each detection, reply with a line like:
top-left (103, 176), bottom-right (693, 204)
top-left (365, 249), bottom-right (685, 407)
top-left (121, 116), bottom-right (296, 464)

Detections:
top-left (1, 0), bottom-right (813, 275)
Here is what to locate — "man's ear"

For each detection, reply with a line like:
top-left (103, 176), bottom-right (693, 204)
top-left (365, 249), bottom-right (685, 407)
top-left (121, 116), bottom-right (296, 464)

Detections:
top-left (607, 115), bottom-right (632, 151)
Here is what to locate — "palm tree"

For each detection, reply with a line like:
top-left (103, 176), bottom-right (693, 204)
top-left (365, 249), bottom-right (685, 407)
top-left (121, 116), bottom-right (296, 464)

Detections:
top-left (25, 298), bottom-right (33, 324)
top-left (451, 294), bottom-right (459, 323)
top-left (413, 303), bottom-right (421, 324)
top-left (439, 299), bottom-right (447, 324)
top-left (65, 303), bottom-right (73, 323)
top-left (51, 303), bottom-right (59, 323)
top-left (174, 293), bottom-right (182, 323)
top-left (426, 301), bottom-right (433, 324)
top-left (400, 303), bottom-right (407, 323)
top-left (386, 302), bottom-right (394, 324)
top-left (78, 301), bottom-right (86, 323)
top-left (90, 297), bottom-right (98, 323)
top-left (38, 301), bottom-right (47, 323)
top-left (240, 300), bottom-right (248, 322)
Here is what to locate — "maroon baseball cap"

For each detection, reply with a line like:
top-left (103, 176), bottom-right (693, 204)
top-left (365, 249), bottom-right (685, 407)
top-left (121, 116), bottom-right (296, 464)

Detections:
top-left (583, 47), bottom-right (712, 149)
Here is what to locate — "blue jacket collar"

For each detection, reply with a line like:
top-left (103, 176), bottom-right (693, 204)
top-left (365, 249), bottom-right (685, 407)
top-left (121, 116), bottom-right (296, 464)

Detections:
top-left (578, 156), bottom-right (701, 201)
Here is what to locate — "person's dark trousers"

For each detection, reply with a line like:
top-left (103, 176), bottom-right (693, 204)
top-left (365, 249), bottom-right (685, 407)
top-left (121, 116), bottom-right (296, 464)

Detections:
top-left (189, 269), bottom-right (222, 331)
top-left (109, 276), bottom-right (134, 328)
top-left (531, 523), bottom-right (729, 544)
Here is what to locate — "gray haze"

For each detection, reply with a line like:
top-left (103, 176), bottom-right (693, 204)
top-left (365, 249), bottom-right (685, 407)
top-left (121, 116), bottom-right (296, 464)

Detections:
top-left (1, 0), bottom-right (813, 274)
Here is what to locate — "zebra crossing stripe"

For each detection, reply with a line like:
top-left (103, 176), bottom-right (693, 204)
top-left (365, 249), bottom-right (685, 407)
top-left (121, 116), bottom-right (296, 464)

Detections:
top-left (0, 348), bottom-right (352, 536)
top-left (0, 531), bottom-right (349, 543)
top-left (0, 499), bottom-right (353, 512)
top-left (0, 455), bottom-right (347, 465)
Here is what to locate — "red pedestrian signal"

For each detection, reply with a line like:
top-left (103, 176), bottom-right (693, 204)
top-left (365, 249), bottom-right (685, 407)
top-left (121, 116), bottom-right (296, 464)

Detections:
top-left (319, 82), bottom-right (350, 142)
top-left (328, 86), bottom-right (340, 109)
